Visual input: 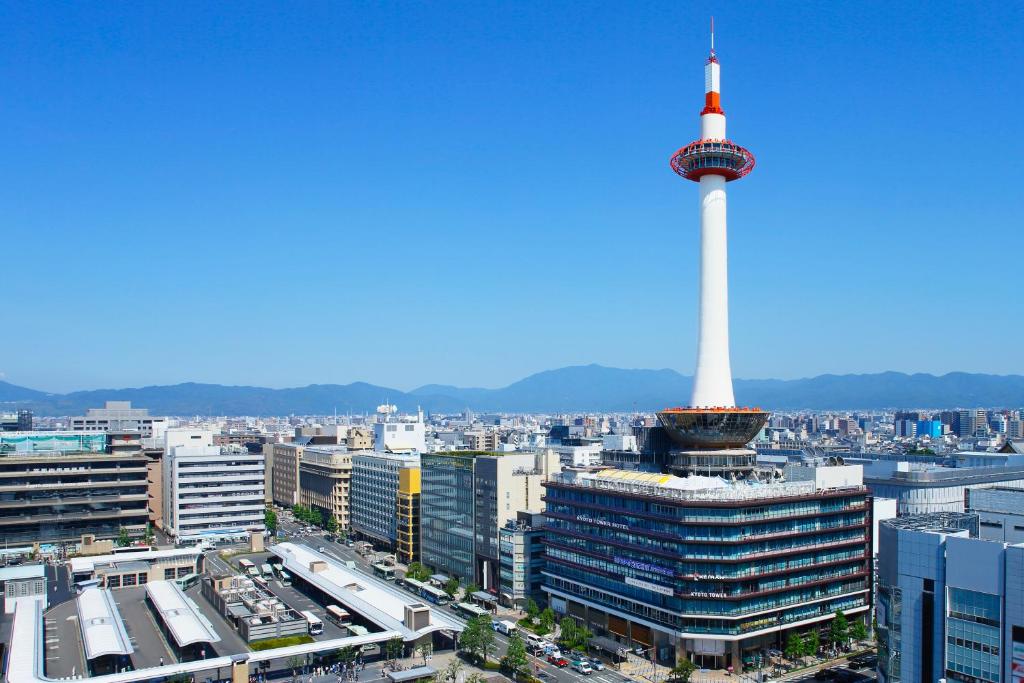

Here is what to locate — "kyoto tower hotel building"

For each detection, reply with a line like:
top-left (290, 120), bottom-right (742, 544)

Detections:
top-left (541, 28), bottom-right (872, 671)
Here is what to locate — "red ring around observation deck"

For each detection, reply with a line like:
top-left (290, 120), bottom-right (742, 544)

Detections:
top-left (670, 139), bottom-right (755, 182)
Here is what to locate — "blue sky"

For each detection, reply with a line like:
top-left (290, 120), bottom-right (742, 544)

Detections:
top-left (3, 1), bottom-right (1023, 393)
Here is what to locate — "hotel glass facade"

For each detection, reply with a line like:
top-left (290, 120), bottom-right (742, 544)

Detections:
top-left (351, 452), bottom-right (419, 548)
top-left (542, 470), bottom-right (871, 670)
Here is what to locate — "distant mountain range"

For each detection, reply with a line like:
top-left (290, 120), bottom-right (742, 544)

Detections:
top-left (3, 366), bottom-right (1024, 416)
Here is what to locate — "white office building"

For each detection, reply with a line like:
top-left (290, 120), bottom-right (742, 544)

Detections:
top-left (374, 411), bottom-right (426, 453)
top-left (162, 436), bottom-right (265, 544)
top-left (70, 401), bottom-right (168, 439)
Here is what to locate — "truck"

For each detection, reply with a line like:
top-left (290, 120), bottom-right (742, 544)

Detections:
top-left (494, 620), bottom-right (518, 636)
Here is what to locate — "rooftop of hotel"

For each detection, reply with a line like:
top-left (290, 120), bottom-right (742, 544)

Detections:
top-left (552, 467), bottom-right (864, 502)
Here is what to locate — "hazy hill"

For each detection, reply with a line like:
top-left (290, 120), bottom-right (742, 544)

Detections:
top-left (3, 366), bottom-right (1024, 415)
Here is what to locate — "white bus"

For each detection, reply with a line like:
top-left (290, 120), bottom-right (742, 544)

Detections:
top-left (261, 563), bottom-right (274, 578)
top-left (279, 570), bottom-right (292, 586)
top-left (238, 559), bottom-right (259, 577)
top-left (420, 584), bottom-right (449, 605)
top-left (272, 563), bottom-right (284, 577)
top-left (456, 602), bottom-right (490, 619)
top-left (325, 604), bottom-right (351, 626)
top-left (301, 611), bottom-right (324, 636)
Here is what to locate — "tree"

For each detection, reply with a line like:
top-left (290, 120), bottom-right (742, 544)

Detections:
top-left (325, 515), bottom-right (339, 534)
top-left (144, 522), bottom-right (155, 545)
top-left (416, 641), bottom-right (432, 665)
top-left (829, 609), bottom-right (849, 647)
top-left (558, 617), bottom-right (576, 648)
top-left (310, 508), bottom-right (325, 528)
top-left (539, 607), bottom-right (556, 635)
top-left (386, 636), bottom-right (404, 662)
top-left (265, 507), bottom-right (278, 533)
top-left (444, 577), bottom-right (460, 599)
top-left (667, 660), bottom-right (697, 683)
top-left (502, 631), bottom-right (529, 678)
top-left (438, 658), bottom-right (461, 683)
top-left (406, 563), bottom-right (430, 582)
top-left (784, 633), bottom-right (803, 660)
top-left (850, 619), bottom-right (868, 642)
top-left (459, 614), bottom-right (496, 663)
top-left (525, 598), bottom-right (540, 622)
top-left (802, 631), bottom-right (819, 657)
top-left (465, 583), bottom-right (480, 600)
top-left (116, 527), bottom-right (131, 547)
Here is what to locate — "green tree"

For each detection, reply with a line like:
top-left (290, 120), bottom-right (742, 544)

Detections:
top-left (386, 636), bottom-right (404, 662)
top-left (784, 632), bottom-right (803, 660)
top-left (502, 631), bottom-right (529, 678)
top-left (466, 582), bottom-right (480, 599)
top-left (444, 577), bottom-right (460, 599)
top-left (325, 515), bottom-right (339, 534)
top-left (405, 563), bottom-right (429, 582)
top-left (525, 598), bottom-right (540, 622)
top-left (558, 617), bottom-right (576, 648)
top-left (116, 527), bottom-right (131, 547)
top-left (667, 660), bottom-right (697, 683)
top-left (439, 657), bottom-right (461, 683)
top-left (850, 619), bottom-right (868, 642)
top-left (144, 522), bottom-right (155, 545)
top-left (310, 508), bottom-right (325, 528)
top-left (417, 642), bottom-right (432, 665)
top-left (459, 614), bottom-right (496, 664)
top-left (829, 609), bottom-right (849, 647)
top-left (539, 607), bottom-right (556, 635)
top-left (802, 631), bottom-right (819, 657)
top-left (265, 507), bottom-right (278, 533)
top-left (292, 504), bottom-right (306, 522)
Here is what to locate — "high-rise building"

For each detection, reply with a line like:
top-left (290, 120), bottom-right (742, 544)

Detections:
top-left (420, 450), bottom-right (559, 589)
top-left (396, 465), bottom-right (421, 564)
top-left (269, 443), bottom-right (303, 508)
top-left (351, 452), bottom-right (420, 551)
top-left (299, 446), bottom-right (352, 531)
top-left (162, 432), bottom-right (265, 544)
top-left (875, 512), bottom-right (1024, 683)
top-left (0, 410), bottom-right (32, 432)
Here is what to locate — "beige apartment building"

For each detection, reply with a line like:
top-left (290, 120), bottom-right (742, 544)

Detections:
top-left (270, 443), bottom-right (303, 508)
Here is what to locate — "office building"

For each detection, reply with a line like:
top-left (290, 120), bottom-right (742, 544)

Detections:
top-left (299, 446), bottom-right (352, 531)
top-left (70, 401), bottom-right (168, 439)
top-left (374, 410), bottom-right (426, 453)
top-left (958, 409), bottom-right (989, 438)
top-left (351, 452), bottom-right (420, 551)
top-left (542, 467), bottom-right (872, 670)
top-left (864, 460), bottom-right (1024, 515)
top-left (0, 445), bottom-right (149, 545)
top-left (269, 442), bottom-right (303, 508)
top-left (966, 486), bottom-right (1024, 544)
top-left (0, 410), bottom-right (32, 432)
top-left (499, 511), bottom-right (547, 610)
top-left (420, 450), bottom-right (559, 589)
top-left (162, 439), bottom-right (265, 544)
top-left (876, 512), bottom-right (1024, 683)
top-left (396, 465), bottom-right (421, 564)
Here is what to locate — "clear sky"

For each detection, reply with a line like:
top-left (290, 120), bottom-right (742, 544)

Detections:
top-left (3, 1), bottom-right (1023, 393)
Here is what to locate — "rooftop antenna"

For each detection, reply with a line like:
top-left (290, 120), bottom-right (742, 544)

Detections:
top-left (710, 16), bottom-right (716, 56)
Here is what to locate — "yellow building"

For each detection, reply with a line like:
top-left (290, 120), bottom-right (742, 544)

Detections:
top-left (396, 466), bottom-right (421, 564)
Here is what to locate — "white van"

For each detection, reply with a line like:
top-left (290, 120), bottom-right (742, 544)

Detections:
top-left (494, 620), bottom-right (518, 636)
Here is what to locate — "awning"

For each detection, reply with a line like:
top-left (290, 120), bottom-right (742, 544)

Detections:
top-left (386, 667), bottom-right (436, 683)
top-left (471, 591), bottom-right (498, 604)
top-left (430, 574), bottom-right (450, 584)
top-left (589, 636), bottom-right (629, 658)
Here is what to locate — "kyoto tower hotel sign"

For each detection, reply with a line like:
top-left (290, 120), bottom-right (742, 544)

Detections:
top-left (657, 23), bottom-right (768, 473)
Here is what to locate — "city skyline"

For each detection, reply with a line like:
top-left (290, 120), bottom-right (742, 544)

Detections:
top-left (4, 2), bottom-right (1023, 393)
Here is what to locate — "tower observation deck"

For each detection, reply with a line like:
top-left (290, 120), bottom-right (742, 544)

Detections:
top-left (656, 22), bottom-right (768, 469)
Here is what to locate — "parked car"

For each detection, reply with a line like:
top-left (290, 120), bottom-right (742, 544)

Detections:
top-left (318, 546), bottom-right (326, 553)
top-left (547, 655), bottom-right (569, 667)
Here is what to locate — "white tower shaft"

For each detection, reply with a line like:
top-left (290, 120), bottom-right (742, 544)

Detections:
top-left (689, 51), bottom-right (736, 409)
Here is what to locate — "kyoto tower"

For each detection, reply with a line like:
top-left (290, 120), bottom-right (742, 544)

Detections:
top-left (657, 21), bottom-right (769, 477)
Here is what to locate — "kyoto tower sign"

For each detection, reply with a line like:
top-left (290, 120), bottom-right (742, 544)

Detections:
top-left (657, 22), bottom-right (769, 477)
